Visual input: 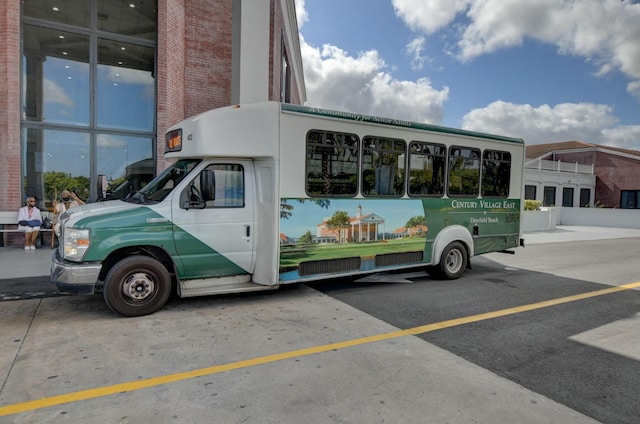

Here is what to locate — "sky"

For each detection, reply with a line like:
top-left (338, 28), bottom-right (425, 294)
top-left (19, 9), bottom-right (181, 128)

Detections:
top-left (294, 0), bottom-right (640, 150)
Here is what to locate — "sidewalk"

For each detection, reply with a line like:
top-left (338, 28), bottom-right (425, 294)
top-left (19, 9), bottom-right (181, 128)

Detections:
top-left (2, 226), bottom-right (640, 300)
top-left (521, 225), bottom-right (640, 245)
top-left (0, 245), bottom-right (59, 301)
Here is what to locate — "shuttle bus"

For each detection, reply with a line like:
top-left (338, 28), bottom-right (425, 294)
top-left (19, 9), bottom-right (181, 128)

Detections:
top-left (51, 102), bottom-right (525, 316)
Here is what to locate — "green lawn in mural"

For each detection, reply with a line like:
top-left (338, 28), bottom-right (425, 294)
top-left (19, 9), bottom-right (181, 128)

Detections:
top-left (280, 236), bottom-right (426, 268)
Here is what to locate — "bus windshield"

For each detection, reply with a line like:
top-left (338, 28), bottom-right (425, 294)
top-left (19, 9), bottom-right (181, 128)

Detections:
top-left (125, 159), bottom-right (202, 204)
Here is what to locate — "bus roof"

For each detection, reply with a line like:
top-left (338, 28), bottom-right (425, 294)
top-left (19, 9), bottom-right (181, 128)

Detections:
top-left (281, 103), bottom-right (524, 145)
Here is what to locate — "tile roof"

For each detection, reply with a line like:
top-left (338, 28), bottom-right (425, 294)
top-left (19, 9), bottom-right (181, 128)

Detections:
top-left (526, 141), bottom-right (640, 159)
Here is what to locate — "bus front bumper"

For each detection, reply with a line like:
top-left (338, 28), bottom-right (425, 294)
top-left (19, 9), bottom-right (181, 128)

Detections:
top-left (51, 250), bottom-right (102, 295)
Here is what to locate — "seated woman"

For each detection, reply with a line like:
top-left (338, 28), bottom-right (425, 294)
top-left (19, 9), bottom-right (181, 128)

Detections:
top-left (17, 196), bottom-right (42, 250)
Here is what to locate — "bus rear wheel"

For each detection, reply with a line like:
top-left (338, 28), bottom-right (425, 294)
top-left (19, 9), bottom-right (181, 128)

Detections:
top-left (103, 255), bottom-right (171, 317)
top-left (431, 241), bottom-right (468, 280)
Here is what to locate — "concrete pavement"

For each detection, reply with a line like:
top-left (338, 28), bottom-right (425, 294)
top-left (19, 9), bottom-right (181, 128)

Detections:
top-left (1, 226), bottom-right (639, 422)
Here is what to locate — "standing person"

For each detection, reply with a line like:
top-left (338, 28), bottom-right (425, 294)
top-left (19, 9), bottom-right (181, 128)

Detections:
top-left (53, 190), bottom-right (85, 216)
top-left (17, 196), bottom-right (42, 250)
top-left (52, 190), bottom-right (85, 247)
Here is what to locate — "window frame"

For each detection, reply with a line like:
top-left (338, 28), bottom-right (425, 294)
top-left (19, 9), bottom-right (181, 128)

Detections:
top-left (447, 145), bottom-right (481, 198)
top-left (305, 129), bottom-right (360, 198)
top-left (360, 135), bottom-right (406, 197)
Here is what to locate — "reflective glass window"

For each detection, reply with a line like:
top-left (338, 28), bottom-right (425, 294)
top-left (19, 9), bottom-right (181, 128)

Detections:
top-left (22, 128), bottom-right (91, 209)
top-left (481, 150), bottom-right (511, 198)
top-left (448, 146), bottom-right (480, 197)
top-left (22, 25), bottom-right (90, 126)
top-left (408, 141), bottom-right (446, 197)
top-left (306, 130), bottom-right (359, 197)
top-left (97, 39), bottom-right (155, 131)
top-left (98, 0), bottom-right (157, 40)
top-left (97, 134), bottom-right (154, 199)
top-left (23, 0), bottom-right (91, 28)
top-left (21, 0), bottom-right (158, 203)
top-left (361, 136), bottom-right (405, 197)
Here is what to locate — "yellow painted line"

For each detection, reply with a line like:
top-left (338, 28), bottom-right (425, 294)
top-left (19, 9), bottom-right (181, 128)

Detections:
top-left (2, 281), bottom-right (639, 417)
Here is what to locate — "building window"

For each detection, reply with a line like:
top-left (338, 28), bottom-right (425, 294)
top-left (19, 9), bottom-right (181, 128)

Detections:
top-left (525, 185), bottom-right (537, 200)
top-left (21, 0), bottom-right (157, 205)
top-left (280, 35), bottom-right (291, 103)
top-left (543, 186), bottom-right (556, 207)
top-left (621, 190), bottom-right (640, 209)
top-left (580, 188), bottom-right (591, 207)
top-left (562, 187), bottom-right (574, 207)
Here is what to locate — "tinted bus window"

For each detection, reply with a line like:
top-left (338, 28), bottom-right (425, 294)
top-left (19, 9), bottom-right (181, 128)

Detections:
top-left (448, 146), bottom-right (480, 197)
top-left (361, 136), bottom-right (406, 197)
top-left (306, 130), bottom-right (359, 196)
top-left (482, 150), bottom-right (511, 198)
top-left (408, 141), bottom-right (446, 197)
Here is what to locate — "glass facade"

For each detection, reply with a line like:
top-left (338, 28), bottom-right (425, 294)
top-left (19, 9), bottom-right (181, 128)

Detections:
top-left (21, 0), bottom-right (157, 206)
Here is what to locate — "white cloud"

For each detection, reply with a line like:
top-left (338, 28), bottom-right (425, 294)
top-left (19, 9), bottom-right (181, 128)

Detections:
top-left (294, 0), bottom-right (308, 29)
top-left (461, 100), bottom-right (640, 149)
top-left (391, 0), bottom-right (472, 33)
top-left (301, 38), bottom-right (448, 124)
top-left (406, 36), bottom-right (426, 71)
top-left (43, 78), bottom-right (74, 107)
top-left (392, 0), bottom-right (640, 81)
top-left (602, 126), bottom-right (640, 150)
top-left (629, 81), bottom-right (640, 100)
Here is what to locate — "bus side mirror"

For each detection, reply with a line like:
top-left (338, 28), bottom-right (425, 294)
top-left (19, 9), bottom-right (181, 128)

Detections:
top-left (180, 186), bottom-right (206, 210)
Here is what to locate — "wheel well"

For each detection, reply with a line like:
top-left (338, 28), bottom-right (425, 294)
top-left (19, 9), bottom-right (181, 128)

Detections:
top-left (98, 246), bottom-right (177, 288)
top-left (431, 225), bottom-right (473, 265)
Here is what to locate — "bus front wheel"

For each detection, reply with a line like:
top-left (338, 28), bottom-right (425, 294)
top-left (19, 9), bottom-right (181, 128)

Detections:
top-left (433, 241), bottom-right (468, 280)
top-left (103, 255), bottom-right (171, 317)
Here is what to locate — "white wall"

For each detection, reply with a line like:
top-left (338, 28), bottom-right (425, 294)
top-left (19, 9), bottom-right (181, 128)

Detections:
top-left (523, 207), bottom-right (640, 231)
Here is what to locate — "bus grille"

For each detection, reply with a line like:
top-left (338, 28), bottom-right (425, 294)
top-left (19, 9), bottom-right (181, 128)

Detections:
top-left (298, 257), bottom-right (361, 276)
top-left (374, 251), bottom-right (423, 267)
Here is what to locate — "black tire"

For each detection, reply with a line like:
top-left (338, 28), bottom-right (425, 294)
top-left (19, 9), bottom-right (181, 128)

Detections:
top-left (437, 241), bottom-right (468, 279)
top-left (103, 255), bottom-right (171, 317)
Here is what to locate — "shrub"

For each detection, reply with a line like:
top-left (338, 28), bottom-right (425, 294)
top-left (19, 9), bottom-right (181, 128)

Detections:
top-left (524, 199), bottom-right (542, 211)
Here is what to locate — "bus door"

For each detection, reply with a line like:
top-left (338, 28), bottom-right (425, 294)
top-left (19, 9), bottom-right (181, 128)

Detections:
top-left (172, 161), bottom-right (255, 280)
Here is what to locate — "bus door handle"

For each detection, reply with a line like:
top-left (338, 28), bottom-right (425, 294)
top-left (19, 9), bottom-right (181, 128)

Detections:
top-left (243, 225), bottom-right (251, 239)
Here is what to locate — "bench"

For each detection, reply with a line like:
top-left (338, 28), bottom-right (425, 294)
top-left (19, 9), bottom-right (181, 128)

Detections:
top-left (0, 211), bottom-right (53, 248)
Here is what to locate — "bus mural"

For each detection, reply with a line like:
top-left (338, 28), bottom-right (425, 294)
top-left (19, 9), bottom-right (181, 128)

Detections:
top-left (279, 199), bottom-right (429, 281)
top-left (278, 196), bottom-right (520, 282)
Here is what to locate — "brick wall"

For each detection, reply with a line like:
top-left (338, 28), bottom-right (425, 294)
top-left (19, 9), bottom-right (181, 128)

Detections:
top-left (184, 0), bottom-right (233, 118)
top-left (0, 1), bottom-right (22, 213)
top-left (595, 152), bottom-right (640, 208)
top-left (157, 0), bottom-right (187, 172)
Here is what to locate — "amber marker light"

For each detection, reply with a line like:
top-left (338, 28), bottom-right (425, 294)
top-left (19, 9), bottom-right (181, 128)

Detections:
top-left (165, 129), bottom-right (182, 152)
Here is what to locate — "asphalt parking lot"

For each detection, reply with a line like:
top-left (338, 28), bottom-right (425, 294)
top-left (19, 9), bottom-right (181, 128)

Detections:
top-left (1, 227), bottom-right (639, 423)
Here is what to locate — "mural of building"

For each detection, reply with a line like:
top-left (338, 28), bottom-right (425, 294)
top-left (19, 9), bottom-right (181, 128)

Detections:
top-left (0, 0), bottom-right (305, 223)
top-left (317, 205), bottom-right (386, 243)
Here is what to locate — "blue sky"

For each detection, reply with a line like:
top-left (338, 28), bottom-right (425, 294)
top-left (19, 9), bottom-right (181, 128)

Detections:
top-left (295, 0), bottom-right (640, 150)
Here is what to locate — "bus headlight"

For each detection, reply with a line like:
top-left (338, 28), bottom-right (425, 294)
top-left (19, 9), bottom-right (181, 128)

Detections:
top-left (63, 228), bottom-right (91, 261)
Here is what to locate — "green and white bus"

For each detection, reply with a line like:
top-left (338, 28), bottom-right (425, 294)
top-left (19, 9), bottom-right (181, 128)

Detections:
top-left (51, 102), bottom-right (525, 316)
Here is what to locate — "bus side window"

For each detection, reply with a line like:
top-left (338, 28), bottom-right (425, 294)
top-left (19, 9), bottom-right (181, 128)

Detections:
top-left (408, 141), bottom-right (446, 197)
top-left (482, 150), bottom-right (511, 198)
top-left (181, 164), bottom-right (245, 209)
top-left (305, 130), bottom-right (359, 197)
top-left (361, 136), bottom-right (406, 197)
top-left (448, 146), bottom-right (481, 197)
